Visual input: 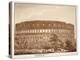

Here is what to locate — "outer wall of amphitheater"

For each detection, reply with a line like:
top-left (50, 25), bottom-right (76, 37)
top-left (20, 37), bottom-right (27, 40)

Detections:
top-left (14, 21), bottom-right (76, 54)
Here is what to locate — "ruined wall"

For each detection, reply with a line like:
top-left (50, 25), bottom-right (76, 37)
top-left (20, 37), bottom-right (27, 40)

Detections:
top-left (14, 21), bottom-right (75, 54)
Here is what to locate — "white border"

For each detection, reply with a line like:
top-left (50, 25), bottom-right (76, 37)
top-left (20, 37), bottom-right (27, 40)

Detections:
top-left (11, 2), bottom-right (15, 59)
top-left (13, 52), bottom-right (77, 59)
top-left (10, 1), bottom-right (78, 59)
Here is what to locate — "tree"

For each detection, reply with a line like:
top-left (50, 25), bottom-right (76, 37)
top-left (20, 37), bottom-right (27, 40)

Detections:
top-left (49, 34), bottom-right (63, 52)
top-left (65, 40), bottom-right (74, 52)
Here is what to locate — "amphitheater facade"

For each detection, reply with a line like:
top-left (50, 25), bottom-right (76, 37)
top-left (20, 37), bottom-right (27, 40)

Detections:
top-left (14, 21), bottom-right (76, 55)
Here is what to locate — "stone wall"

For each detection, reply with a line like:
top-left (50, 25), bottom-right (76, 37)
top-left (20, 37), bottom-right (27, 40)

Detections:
top-left (14, 21), bottom-right (76, 55)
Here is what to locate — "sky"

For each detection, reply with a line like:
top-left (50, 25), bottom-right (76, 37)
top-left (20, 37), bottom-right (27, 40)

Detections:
top-left (14, 3), bottom-right (76, 24)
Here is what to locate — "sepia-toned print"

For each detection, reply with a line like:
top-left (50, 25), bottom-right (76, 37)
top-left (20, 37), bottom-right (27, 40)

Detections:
top-left (14, 3), bottom-right (76, 55)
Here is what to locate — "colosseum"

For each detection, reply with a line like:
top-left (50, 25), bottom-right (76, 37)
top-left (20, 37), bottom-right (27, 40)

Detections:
top-left (14, 21), bottom-right (76, 55)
